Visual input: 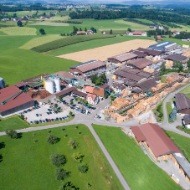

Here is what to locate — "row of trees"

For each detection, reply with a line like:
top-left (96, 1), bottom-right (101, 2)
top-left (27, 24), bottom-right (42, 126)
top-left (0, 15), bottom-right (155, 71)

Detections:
top-left (175, 31), bottom-right (190, 39)
top-left (72, 26), bottom-right (97, 34)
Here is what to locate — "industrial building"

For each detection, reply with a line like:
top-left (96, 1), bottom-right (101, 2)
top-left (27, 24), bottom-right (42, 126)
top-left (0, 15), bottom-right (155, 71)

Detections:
top-left (130, 123), bottom-right (181, 161)
top-left (175, 93), bottom-right (190, 115)
top-left (44, 77), bottom-right (61, 94)
top-left (165, 54), bottom-right (189, 63)
top-left (0, 86), bottom-right (35, 116)
top-left (107, 52), bottom-right (138, 64)
top-left (127, 58), bottom-right (153, 70)
top-left (148, 41), bottom-right (178, 52)
top-left (70, 60), bottom-right (106, 76)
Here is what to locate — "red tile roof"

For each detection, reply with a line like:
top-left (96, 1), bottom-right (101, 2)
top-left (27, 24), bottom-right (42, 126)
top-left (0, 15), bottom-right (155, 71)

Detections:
top-left (131, 126), bottom-right (146, 142)
top-left (93, 87), bottom-right (105, 97)
top-left (0, 86), bottom-right (34, 113)
top-left (83, 86), bottom-right (94, 94)
top-left (131, 123), bottom-right (181, 157)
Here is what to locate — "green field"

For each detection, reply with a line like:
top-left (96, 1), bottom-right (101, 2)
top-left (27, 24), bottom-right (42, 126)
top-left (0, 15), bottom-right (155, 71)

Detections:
top-left (166, 102), bottom-right (173, 123)
top-left (166, 130), bottom-right (190, 162)
top-left (21, 35), bottom-right (65, 49)
top-left (0, 116), bottom-right (29, 132)
top-left (180, 85), bottom-right (190, 93)
top-left (0, 36), bottom-right (77, 85)
top-left (0, 26), bottom-right (37, 35)
top-left (0, 125), bottom-right (123, 190)
top-left (48, 35), bottom-right (154, 56)
top-left (32, 34), bottom-right (116, 52)
top-left (93, 125), bottom-right (181, 190)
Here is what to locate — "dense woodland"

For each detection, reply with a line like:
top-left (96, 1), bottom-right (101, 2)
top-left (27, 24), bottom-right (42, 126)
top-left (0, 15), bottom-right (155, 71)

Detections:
top-left (69, 9), bottom-right (190, 25)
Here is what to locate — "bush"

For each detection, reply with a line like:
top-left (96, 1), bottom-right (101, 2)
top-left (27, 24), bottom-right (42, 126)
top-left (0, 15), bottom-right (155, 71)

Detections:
top-left (72, 152), bottom-right (84, 162)
top-left (78, 163), bottom-right (88, 173)
top-left (68, 139), bottom-right (78, 149)
top-left (5, 129), bottom-right (18, 139)
top-left (51, 154), bottom-right (67, 167)
top-left (47, 135), bottom-right (60, 144)
top-left (56, 168), bottom-right (70, 181)
top-left (60, 181), bottom-right (79, 190)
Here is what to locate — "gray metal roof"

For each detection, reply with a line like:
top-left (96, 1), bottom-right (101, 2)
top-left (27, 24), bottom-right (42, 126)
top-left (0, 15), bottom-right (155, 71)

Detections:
top-left (173, 153), bottom-right (190, 178)
top-left (148, 41), bottom-right (177, 52)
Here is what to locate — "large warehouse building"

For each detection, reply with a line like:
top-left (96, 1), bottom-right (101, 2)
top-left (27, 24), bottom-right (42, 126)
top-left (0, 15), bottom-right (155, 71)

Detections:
top-left (0, 86), bottom-right (35, 116)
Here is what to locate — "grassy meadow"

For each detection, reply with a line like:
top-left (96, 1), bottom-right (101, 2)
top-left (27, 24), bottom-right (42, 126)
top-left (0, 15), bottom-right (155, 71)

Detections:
top-left (93, 125), bottom-right (181, 190)
top-left (0, 125), bottom-right (123, 190)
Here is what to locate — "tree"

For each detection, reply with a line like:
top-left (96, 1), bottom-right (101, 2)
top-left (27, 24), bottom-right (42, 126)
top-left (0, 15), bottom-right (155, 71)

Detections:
top-left (109, 29), bottom-right (113, 34)
top-left (187, 60), bottom-right (190, 71)
top-left (69, 111), bottom-right (74, 117)
top-left (51, 154), bottom-right (67, 167)
top-left (17, 20), bottom-right (23, 27)
top-left (128, 28), bottom-right (132, 32)
top-left (72, 152), bottom-right (84, 162)
top-left (68, 139), bottom-right (78, 149)
top-left (72, 26), bottom-right (78, 34)
top-left (47, 135), bottom-right (60, 144)
top-left (39, 28), bottom-right (46, 35)
top-left (78, 163), bottom-right (88, 173)
top-left (6, 129), bottom-right (18, 139)
top-left (56, 168), bottom-right (70, 181)
top-left (60, 181), bottom-right (79, 190)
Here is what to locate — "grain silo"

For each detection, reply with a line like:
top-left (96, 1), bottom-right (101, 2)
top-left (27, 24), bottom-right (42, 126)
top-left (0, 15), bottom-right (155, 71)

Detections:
top-left (54, 78), bottom-right (61, 92)
top-left (45, 79), bottom-right (55, 94)
top-left (0, 78), bottom-right (5, 89)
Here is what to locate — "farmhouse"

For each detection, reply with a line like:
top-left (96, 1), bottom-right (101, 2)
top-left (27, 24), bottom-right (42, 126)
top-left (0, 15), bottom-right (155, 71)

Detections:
top-left (107, 52), bottom-right (138, 64)
top-left (127, 58), bottom-right (153, 70)
top-left (128, 31), bottom-right (147, 36)
top-left (130, 123), bottom-right (181, 161)
top-left (175, 93), bottom-right (190, 115)
top-left (148, 42), bottom-right (178, 52)
top-left (165, 54), bottom-right (189, 63)
top-left (70, 60), bottom-right (106, 76)
top-left (0, 86), bottom-right (35, 116)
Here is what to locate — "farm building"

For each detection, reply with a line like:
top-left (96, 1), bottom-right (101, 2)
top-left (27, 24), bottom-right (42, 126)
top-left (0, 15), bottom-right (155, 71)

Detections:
top-left (56, 87), bottom-right (76, 98)
top-left (137, 48), bottom-right (162, 56)
top-left (148, 41), bottom-right (178, 52)
top-left (128, 31), bottom-right (147, 36)
top-left (130, 123), bottom-right (181, 161)
top-left (165, 54), bottom-right (189, 63)
top-left (76, 31), bottom-right (87, 35)
top-left (175, 93), bottom-right (190, 115)
top-left (70, 60), bottom-right (106, 76)
top-left (72, 90), bottom-right (87, 99)
top-left (130, 50), bottom-right (146, 58)
top-left (127, 58), bottom-right (153, 70)
top-left (0, 86), bottom-right (35, 116)
top-left (182, 114), bottom-right (190, 129)
top-left (107, 52), bottom-right (138, 64)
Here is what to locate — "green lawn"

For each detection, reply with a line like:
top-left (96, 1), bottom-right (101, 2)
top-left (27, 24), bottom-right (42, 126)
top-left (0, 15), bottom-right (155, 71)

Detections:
top-left (153, 102), bottom-right (164, 122)
top-left (0, 36), bottom-right (77, 85)
top-left (49, 35), bottom-right (154, 56)
top-left (0, 116), bottom-right (29, 132)
top-left (21, 35), bottom-right (65, 50)
top-left (0, 125), bottom-right (123, 190)
top-left (180, 85), bottom-right (190, 93)
top-left (166, 102), bottom-right (172, 123)
top-left (93, 125), bottom-right (181, 190)
top-left (166, 130), bottom-right (190, 162)
top-left (0, 26), bottom-right (37, 35)
top-left (176, 126), bottom-right (190, 135)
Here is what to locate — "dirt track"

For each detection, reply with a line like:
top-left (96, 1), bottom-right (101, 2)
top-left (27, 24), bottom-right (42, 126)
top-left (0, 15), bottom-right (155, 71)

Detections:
top-left (57, 39), bottom-right (156, 62)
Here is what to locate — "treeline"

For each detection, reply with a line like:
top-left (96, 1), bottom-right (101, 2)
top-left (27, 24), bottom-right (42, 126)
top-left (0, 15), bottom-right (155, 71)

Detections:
top-left (175, 32), bottom-right (190, 39)
top-left (147, 29), bottom-right (172, 37)
top-left (69, 9), bottom-right (190, 25)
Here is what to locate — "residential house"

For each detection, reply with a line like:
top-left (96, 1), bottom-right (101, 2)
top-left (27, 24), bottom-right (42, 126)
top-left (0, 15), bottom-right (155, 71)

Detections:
top-left (86, 93), bottom-right (99, 105)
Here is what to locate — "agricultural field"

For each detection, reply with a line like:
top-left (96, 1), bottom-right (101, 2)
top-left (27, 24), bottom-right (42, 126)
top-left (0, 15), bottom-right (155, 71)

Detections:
top-left (0, 116), bottom-right (29, 132)
top-left (93, 125), bottom-right (181, 190)
top-left (166, 131), bottom-right (190, 162)
top-left (0, 26), bottom-right (37, 36)
top-left (0, 125), bottom-right (123, 190)
top-left (57, 39), bottom-right (155, 62)
top-left (0, 35), bottom-right (77, 85)
top-left (21, 35), bottom-right (65, 50)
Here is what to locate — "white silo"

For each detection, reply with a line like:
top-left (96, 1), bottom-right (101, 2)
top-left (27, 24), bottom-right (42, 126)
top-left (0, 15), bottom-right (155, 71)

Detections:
top-left (54, 78), bottom-right (61, 92)
top-left (45, 79), bottom-right (55, 94)
top-left (0, 78), bottom-right (5, 89)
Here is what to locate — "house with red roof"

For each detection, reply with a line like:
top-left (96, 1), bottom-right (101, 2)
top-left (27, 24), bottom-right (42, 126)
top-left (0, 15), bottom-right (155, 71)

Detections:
top-left (86, 93), bottom-right (99, 105)
top-left (128, 30), bottom-right (147, 36)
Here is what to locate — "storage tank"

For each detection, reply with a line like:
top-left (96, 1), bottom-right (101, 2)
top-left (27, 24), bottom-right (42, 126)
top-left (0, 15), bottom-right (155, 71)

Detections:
top-left (54, 78), bottom-right (61, 92)
top-left (0, 78), bottom-right (5, 89)
top-left (45, 79), bottom-right (55, 94)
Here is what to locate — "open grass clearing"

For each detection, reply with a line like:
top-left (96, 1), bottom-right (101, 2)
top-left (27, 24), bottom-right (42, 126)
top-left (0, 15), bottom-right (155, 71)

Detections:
top-left (166, 130), bottom-right (190, 162)
top-left (0, 116), bottom-right (29, 132)
top-left (20, 35), bottom-right (65, 50)
top-left (0, 124), bottom-right (123, 190)
top-left (57, 39), bottom-right (155, 62)
top-left (180, 84), bottom-right (190, 93)
top-left (29, 21), bottom-right (69, 26)
top-left (93, 125), bottom-right (181, 190)
top-left (166, 102), bottom-right (173, 123)
top-left (0, 26), bottom-right (37, 35)
top-left (0, 36), bottom-right (77, 85)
